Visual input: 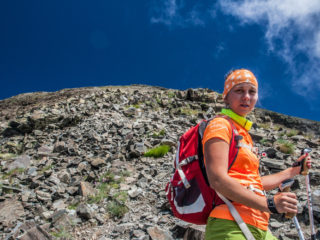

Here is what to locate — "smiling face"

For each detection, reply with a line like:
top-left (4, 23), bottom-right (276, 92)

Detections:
top-left (224, 82), bottom-right (258, 116)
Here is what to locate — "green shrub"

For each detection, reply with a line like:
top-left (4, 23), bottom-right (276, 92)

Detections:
top-left (144, 145), bottom-right (170, 158)
top-left (259, 138), bottom-right (271, 146)
top-left (39, 164), bottom-right (53, 174)
top-left (276, 139), bottom-right (295, 154)
top-left (121, 170), bottom-right (130, 177)
top-left (167, 91), bottom-right (175, 98)
top-left (2, 168), bottom-right (24, 180)
top-left (156, 98), bottom-right (161, 104)
top-left (304, 133), bottom-right (315, 140)
top-left (88, 182), bottom-right (109, 204)
top-left (286, 129), bottom-right (298, 137)
top-left (99, 171), bottom-right (115, 183)
top-left (180, 108), bottom-right (199, 116)
top-left (125, 104), bottom-right (140, 109)
top-left (152, 129), bottom-right (166, 138)
top-left (132, 104), bottom-right (140, 109)
top-left (68, 202), bottom-right (79, 210)
top-left (258, 123), bottom-right (271, 129)
top-left (110, 183), bottom-right (119, 189)
top-left (273, 124), bottom-right (282, 131)
top-left (107, 200), bottom-right (128, 218)
top-left (0, 153), bottom-right (17, 160)
top-left (89, 171), bottom-right (128, 204)
top-left (50, 226), bottom-right (72, 239)
top-left (114, 191), bottom-right (128, 204)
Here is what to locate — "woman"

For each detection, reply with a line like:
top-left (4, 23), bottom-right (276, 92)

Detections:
top-left (203, 69), bottom-right (311, 240)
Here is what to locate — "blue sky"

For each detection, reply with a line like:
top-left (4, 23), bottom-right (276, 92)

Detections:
top-left (1, 0), bottom-right (320, 121)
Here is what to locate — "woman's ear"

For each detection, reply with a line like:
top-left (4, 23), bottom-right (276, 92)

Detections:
top-left (224, 97), bottom-right (228, 105)
top-left (223, 97), bottom-right (230, 108)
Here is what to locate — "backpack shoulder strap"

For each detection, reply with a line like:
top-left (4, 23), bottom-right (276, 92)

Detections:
top-left (198, 119), bottom-right (212, 185)
top-left (199, 115), bottom-right (240, 185)
top-left (216, 192), bottom-right (256, 240)
top-left (213, 115), bottom-right (240, 170)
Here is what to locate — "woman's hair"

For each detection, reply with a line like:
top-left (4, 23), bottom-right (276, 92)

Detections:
top-left (223, 69), bottom-right (235, 108)
top-left (223, 69), bottom-right (234, 108)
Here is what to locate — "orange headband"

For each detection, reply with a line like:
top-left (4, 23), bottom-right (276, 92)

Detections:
top-left (222, 69), bottom-right (258, 99)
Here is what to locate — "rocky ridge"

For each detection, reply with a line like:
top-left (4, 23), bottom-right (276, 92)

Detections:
top-left (0, 85), bottom-right (319, 240)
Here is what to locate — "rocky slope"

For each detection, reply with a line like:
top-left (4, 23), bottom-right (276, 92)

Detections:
top-left (0, 85), bottom-right (319, 240)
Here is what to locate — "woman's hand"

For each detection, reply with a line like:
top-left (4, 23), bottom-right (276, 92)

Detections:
top-left (292, 153), bottom-right (312, 175)
top-left (298, 153), bottom-right (312, 168)
top-left (273, 192), bottom-right (298, 214)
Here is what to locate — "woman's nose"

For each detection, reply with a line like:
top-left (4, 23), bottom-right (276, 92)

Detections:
top-left (242, 91), bottom-right (250, 100)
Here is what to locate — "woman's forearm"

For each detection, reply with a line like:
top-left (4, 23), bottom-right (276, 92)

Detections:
top-left (261, 153), bottom-right (312, 191)
top-left (209, 173), bottom-right (270, 212)
top-left (261, 167), bottom-right (299, 191)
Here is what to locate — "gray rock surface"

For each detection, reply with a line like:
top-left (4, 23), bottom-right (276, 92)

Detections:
top-left (0, 85), bottom-right (319, 239)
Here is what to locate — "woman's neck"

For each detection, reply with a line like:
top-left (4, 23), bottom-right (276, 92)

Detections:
top-left (221, 108), bottom-right (253, 131)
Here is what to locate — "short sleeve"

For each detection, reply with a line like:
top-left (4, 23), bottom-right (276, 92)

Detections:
top-left (202, 118), bottom-right (232, 146)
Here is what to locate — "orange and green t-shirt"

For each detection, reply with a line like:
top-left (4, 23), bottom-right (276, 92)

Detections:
top-left (202, 117), bottom-right (270, 231)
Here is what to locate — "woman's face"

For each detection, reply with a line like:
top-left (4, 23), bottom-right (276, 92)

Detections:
top-left (224, 82), bottom-right (258, 116)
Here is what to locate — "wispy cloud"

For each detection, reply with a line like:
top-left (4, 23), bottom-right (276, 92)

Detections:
top-left (213, 43), bottom-right (226, 59)
top-left (150, 0), bottom-right (206, 28)
top-left (217, 0), bottom-right (320, 99)
top-left (150, 0), bottom-right (320, 102)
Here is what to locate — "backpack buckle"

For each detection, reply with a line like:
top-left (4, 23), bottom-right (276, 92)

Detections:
top-left (235, 135), bottom-right (243, 148)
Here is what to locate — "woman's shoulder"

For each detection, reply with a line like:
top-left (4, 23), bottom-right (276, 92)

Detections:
top-left (203, 117), bottom-right (233, 144)
top-left (207, 116), bottom-right (232, 130)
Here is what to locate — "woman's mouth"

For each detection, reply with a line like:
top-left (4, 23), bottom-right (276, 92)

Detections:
top-left (240, 104), bottom-right (249, 108)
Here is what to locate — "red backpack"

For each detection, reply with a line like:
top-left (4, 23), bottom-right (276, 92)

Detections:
top-left (165, 116), bottom-right (240, 225)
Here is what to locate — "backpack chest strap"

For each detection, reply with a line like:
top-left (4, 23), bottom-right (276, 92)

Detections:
top-left (237, 142), bottom-right (259, 156)
top-left (179, 155), bottom-right (198, 167)
top-left (237, 142), bottom-right (252, 151)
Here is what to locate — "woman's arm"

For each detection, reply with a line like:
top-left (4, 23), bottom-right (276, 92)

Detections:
top-left (205, 138), bottom-right (298, 214)
top-left (261, 168), bottom-right (298, 191)
top-left (205, 138), bottom-right (270, 212)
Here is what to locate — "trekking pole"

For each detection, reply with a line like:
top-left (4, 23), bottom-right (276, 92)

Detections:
top-left (300, 148), bottom-right (316, 240)
top-left (279, 179), bottom-right (305, 240)
top-left (293, 216), bottom-right (306, 240)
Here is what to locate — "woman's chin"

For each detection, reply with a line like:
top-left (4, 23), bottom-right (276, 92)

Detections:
top-left (233, 108), bottom-right (251, 117)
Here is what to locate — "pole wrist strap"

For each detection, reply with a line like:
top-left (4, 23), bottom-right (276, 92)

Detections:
top-left (292, 159), bottom-right (305, 174)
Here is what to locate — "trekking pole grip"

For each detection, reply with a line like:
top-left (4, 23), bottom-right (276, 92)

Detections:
top-left (301, 156), bottom-right (309, 176)
top-left (282, 186), bottom-right (295, 219)
top-left (280, 179), bottom-right (296, 219)
top-left (300, 148), bottom-right (311, 176)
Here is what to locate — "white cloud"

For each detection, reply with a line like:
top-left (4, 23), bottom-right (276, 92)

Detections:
top-left (217, 0), bottom-right (320, 99)
top-left (315, 32), bottom-right (320, 59)
top-left (213, 43), bottom-right (226, 59)
top-left (150, 0), bottom-right (320, 102)
top-left (150, 0), bottom-right (206, 28)
top-left (187, 8), bottom-right (205, 26)
top-left (150, 0), bottom-right (180, 26)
